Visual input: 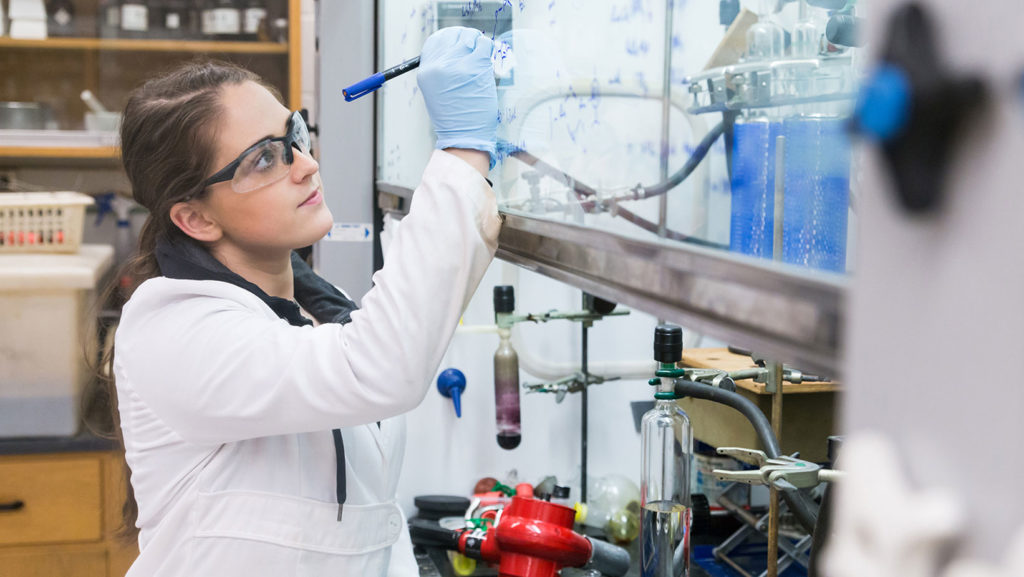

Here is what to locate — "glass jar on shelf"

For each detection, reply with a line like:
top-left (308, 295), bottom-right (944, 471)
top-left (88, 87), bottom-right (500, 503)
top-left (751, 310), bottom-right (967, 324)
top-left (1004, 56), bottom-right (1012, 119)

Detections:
top-left (154, 0), bottom-right (191, 40)
top-left (46, 0), bottom-right (76, 37)
top-left (97, 0), bottom-right (120, 38)
top-left (241, 0), bottom-right (267, 41)
top-left (211, 0), bottom-right (241, 41)
top-left (119, 0), bottom-right (149, 39)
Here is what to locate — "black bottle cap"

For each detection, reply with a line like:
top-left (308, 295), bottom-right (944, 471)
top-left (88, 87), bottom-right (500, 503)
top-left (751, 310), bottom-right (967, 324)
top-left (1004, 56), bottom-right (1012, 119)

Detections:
top-left (413, 495), bottom-right (472, 519)
top-left (494, 285), bottom-right (515, 314)
top-left (654, 324), bottom-right (683, 363)
top-left (552, 485), bottom-right (571, 499)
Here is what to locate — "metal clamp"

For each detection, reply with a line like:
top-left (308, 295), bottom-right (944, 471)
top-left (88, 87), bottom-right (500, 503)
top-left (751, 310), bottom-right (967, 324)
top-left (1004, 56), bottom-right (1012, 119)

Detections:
top-left (712, 447), bottom-right (845, 491)
top-left (524, 373), bottom-right (620, 403)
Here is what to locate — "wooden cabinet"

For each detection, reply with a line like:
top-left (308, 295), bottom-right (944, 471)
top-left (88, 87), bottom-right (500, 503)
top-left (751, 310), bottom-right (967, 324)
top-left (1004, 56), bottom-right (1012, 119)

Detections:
top-left (0, 451), bottom-right (138, 577)
top-left (0, 0), bottom-right (302, 161)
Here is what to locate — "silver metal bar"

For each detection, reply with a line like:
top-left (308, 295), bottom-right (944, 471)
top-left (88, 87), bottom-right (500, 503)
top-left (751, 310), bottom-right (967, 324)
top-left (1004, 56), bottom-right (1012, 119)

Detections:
top-left (773, 135), bottom-right (785, 262)
top-left (496, 212), bottom-right (845, 375)
top-left (658, 0), bottom-right (675, 238)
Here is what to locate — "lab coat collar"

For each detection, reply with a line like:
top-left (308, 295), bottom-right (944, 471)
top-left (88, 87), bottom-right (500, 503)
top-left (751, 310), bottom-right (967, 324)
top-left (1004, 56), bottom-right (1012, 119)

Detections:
top-left (154, 236), bottom-right (358, 328)
top-left (154, 235), bottom-right (359, 519)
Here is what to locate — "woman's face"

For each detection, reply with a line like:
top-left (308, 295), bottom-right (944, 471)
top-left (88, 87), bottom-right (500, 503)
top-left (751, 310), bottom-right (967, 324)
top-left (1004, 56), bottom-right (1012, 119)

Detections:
top-left (202, 81), bottom-right (333, 259)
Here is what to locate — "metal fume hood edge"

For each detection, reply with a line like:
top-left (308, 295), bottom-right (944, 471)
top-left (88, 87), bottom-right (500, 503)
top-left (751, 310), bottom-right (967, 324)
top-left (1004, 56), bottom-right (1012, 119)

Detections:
top-left (496, 212), bottom-right (845, 377)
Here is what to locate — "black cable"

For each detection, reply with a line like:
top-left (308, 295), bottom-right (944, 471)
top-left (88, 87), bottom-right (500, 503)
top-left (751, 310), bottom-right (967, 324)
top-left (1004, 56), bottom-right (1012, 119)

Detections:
top-left (672, 379), bottom-right (819, 533)
top-left (581, 309), bottom-right (589, 503)
top-left (509, 148), bottom-right (727, 249)
top-left (632, 122), bottom-right (725, 199)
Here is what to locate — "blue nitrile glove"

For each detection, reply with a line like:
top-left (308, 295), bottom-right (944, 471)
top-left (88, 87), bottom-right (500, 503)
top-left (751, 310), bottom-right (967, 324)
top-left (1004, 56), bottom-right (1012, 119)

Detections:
top-left (417, 27), bottom-right (498, 169)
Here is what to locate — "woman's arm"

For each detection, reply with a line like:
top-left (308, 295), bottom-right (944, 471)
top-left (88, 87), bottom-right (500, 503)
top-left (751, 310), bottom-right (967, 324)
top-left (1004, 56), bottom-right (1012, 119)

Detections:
top-left (116, 150), bottom-right (500, 444)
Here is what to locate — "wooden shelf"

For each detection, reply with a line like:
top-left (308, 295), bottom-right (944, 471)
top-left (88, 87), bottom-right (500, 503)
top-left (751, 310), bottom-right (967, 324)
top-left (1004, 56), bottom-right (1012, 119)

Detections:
top-left (0, 146), bottom-right (118, 160)
top-left (0, 131), bottom-right (120, 161)
top-left (0, 37), bottom-right (289, 54)
top-left (681, 348), bottom-right (840, 395)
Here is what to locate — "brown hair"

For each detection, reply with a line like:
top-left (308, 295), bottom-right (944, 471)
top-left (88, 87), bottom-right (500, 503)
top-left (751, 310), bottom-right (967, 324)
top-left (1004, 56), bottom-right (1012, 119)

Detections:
top-left (84, 59), bottom-right (279, 541)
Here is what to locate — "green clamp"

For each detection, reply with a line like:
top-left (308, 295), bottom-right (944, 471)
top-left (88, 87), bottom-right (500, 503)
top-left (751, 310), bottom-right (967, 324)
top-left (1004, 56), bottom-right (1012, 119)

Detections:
top-left (467, 518), bottom-right (495, 531)
top-left (655, 362), bottom-right (687, 379)
top-left (491, 481), bottom-right (516, 497)
top-left (654, 391), bottom-right (678, 400)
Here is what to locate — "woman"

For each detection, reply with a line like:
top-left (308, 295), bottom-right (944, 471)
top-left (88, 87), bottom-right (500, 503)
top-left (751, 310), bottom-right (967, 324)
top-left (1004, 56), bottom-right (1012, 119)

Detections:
top-left (109, 26), bottom-right (500, 576)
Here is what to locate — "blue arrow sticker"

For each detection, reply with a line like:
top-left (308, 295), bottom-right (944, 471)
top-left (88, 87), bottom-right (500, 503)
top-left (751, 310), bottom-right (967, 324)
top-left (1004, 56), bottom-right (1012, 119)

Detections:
top-left (325, 222), bottom-right (374, 242)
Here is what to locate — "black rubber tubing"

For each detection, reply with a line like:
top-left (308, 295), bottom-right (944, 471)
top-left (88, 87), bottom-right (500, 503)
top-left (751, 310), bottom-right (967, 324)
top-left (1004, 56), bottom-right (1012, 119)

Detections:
top-left (583, 536), bottom-right (632, 577)
top-left (672, 379), bottom-right (819, 533)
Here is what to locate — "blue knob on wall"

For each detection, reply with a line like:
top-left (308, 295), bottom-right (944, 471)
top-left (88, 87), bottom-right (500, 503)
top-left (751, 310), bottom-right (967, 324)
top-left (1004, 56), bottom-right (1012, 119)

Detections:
top-left (437, 368), bottom-right (467, 418)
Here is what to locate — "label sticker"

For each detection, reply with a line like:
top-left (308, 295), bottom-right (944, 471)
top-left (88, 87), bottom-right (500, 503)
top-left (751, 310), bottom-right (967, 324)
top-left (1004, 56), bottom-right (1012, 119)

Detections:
top-left (325, 222), bottom-right (373, 242)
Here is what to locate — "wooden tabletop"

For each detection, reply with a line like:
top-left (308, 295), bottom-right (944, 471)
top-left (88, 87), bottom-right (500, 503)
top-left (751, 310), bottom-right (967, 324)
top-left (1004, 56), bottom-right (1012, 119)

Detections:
top-left (681, 348), bottom-right (840, 395)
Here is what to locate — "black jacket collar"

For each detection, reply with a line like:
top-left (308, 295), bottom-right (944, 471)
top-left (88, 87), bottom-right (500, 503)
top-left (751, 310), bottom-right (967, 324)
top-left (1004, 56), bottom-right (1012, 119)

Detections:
top-left (155, 236), bottom-right (358, 328)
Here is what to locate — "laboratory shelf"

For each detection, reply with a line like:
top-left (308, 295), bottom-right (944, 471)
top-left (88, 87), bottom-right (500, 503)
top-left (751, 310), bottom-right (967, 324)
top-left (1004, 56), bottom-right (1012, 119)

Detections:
top-left (0, 37), bottom-right (289, 54)
top-left (0, 130), bottom-right (120, 161)
top-left (496, 212), bottom-right (845, 376)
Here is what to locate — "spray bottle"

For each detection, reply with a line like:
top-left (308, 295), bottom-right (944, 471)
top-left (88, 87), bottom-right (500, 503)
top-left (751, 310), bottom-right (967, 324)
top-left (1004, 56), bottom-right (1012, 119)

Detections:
top-left (493, 286), bottom-right (522, 450)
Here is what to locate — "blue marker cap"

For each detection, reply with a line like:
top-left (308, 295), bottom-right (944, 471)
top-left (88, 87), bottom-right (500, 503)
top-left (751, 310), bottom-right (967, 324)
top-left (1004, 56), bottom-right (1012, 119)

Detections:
top-left (343, 72), bottom-right (386, 102)
top-left (436, 368), bottom-right (467, 418)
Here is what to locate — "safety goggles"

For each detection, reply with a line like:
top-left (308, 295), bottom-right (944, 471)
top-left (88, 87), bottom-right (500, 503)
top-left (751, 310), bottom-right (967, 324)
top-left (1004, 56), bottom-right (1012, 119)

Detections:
top-left (202, 110), bottom-right (312, 194)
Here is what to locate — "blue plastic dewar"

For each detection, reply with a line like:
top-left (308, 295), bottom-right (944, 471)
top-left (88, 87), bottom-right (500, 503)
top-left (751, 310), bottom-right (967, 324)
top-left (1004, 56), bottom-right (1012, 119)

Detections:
top-left (729, 118), bottom-right (781, 259)
top-left (781, 116), bottom-right (851, 273)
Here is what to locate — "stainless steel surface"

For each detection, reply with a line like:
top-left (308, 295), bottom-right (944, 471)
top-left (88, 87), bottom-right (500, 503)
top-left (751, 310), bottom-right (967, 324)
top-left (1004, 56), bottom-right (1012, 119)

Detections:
top-left (772, 136), bottom-right (785, 263)
top-left (658, 0), bottom-right (674, 239)
top-left (496, 212), bottom-right (845, 375)
top-left (0, 102), bottom-right (55, 130)
top-left (315, 0), bottom-right (376, 303)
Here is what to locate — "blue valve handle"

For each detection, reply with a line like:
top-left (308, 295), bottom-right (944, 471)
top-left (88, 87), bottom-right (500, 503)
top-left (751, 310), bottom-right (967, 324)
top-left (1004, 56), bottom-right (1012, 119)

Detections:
top-left (437, 368), bottom-right (467, 418)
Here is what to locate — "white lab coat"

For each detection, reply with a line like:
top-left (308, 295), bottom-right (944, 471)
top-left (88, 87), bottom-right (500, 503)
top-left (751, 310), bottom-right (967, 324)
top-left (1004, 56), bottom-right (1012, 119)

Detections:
top-left (114, 150), bottom-right (501, 576)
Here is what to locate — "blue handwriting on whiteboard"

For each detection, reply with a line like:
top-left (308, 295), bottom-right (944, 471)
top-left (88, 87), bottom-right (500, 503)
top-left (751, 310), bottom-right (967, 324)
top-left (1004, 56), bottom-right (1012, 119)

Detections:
top-left (462, 0), bottom-right (483, 17)
top-left (493, 0), bottom-right (512, 38)
top-left (610, 0), bottom-right (652, 23)
top-left (626, 38), bottom-right (650, 56)
top-left (497, 106), bottom-right (518, 124)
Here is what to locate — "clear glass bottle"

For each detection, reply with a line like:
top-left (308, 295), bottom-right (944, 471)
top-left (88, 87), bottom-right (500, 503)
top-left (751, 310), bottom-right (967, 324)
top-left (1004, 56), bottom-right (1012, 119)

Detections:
top-left (574, 474), bottom-right (641, 544)
top-left (199, 0), bottom-right (216, 39)
top-left (271, 15), bottom-right (288, 44)
top-left (493, 328), bottom-right (522, 450)
top-left (792, 0), bottom-right (820, 59)
top-left (47, 0), bottom-right (76, 37)
top-left (119, 0), bottom-right (149, 38)
top-left (98, 0), bottom-right (121, 38)
top-left (212, 0), bottom-right (241, 40)
top-left (640, 396), bottom-right (693, 577)
top-left (746, 0), bottom-right (784, 61)
top-left (492, 285), bottom-right (521, 450)
top-left (158, 0), bottom-right (190, 40)
top-left (241, 0), bottom-right (267, 41)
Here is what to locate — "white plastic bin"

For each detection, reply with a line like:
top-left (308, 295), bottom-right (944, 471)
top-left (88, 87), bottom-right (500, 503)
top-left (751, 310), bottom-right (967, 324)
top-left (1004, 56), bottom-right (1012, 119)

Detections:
top-left (0, 192), bottom-right (94, 254)
top-left (0, 244), bottom-right (114, 437)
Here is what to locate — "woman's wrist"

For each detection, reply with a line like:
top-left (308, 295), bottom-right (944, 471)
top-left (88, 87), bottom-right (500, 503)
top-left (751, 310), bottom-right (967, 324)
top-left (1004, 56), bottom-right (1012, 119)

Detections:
top-left (443, 148), bottom-right (490, 181)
